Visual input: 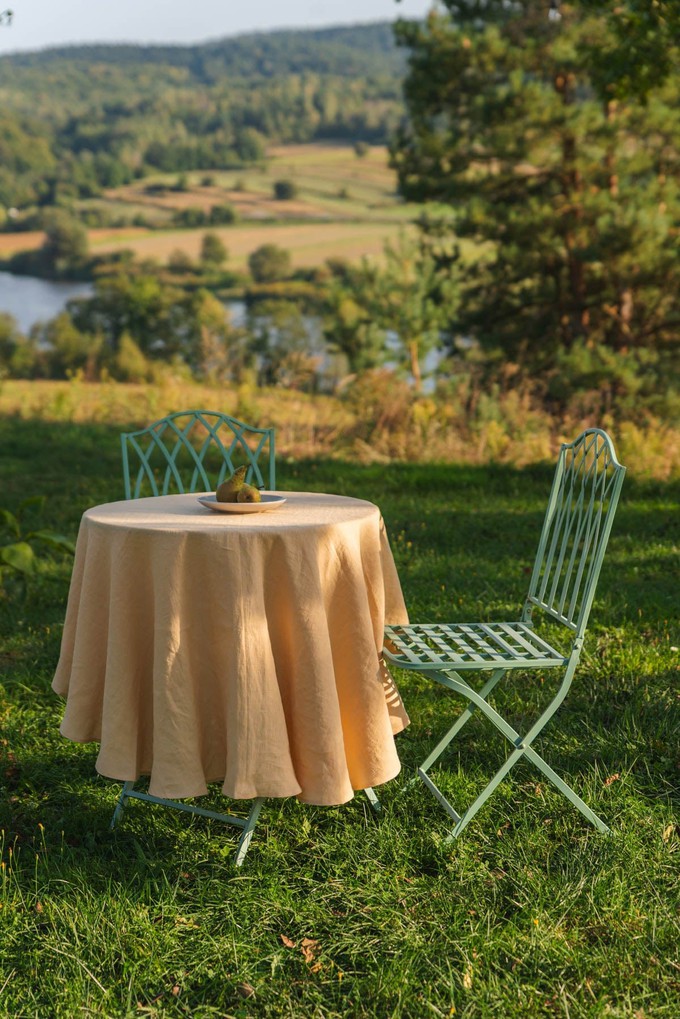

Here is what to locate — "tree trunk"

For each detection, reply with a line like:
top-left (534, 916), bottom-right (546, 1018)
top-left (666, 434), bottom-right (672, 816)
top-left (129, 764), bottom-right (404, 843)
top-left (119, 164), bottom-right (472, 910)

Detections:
top-left (409, 339), bottom-right (422, 392)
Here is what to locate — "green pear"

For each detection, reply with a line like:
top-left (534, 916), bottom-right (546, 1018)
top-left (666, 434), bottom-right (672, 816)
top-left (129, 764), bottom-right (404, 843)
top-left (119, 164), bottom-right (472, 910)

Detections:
top-left (236, 483), bottom-right (262, 504)
top-left (215, 465), bottom-right (248, 502)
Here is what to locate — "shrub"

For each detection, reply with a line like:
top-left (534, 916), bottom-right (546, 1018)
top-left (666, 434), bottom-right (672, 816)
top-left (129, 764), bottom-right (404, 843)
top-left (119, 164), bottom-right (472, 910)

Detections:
top-left (200, 232), bottom-right (228, 268)
top-left (273, 179), bottom-right (298, 201)
top-left (248, 244), bottom-right (292, 283)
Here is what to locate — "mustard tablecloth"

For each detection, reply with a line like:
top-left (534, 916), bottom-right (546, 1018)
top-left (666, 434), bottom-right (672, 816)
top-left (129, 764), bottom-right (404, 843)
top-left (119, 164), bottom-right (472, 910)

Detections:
top-left (52, 491), bottom-right (410, 805)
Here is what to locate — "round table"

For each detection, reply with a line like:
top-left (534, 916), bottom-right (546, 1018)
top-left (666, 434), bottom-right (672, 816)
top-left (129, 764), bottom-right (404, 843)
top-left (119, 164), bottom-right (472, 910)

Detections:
top-left (52, 491), bottom-right (410, 805)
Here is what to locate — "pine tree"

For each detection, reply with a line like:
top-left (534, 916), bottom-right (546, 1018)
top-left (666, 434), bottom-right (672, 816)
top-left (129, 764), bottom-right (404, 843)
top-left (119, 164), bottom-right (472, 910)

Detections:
top-left (391, 0), bottom-right (680, 408)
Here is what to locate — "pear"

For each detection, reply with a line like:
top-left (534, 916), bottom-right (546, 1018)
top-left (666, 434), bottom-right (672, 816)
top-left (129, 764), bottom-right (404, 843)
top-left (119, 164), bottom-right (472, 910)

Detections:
top-left (236, 483), bottom-right (262, 504)
top-left (215, 465), bottom-right (248, 502)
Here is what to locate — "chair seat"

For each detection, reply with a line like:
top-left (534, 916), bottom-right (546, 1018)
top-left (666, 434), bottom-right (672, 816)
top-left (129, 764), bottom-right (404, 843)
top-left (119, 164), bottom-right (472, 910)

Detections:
top-left (384, 621), bottom-right (568, 672)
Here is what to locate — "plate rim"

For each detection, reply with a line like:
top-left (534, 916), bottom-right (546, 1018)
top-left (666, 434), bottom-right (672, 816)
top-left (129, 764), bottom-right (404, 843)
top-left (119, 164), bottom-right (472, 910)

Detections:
top-left (197, 493), bottom-right (287, 513)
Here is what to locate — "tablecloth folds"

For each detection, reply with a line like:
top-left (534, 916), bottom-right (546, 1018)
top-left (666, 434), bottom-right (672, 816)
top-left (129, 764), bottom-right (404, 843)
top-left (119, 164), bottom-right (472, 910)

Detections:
top-left (53, 491), bottom-right (410, 805)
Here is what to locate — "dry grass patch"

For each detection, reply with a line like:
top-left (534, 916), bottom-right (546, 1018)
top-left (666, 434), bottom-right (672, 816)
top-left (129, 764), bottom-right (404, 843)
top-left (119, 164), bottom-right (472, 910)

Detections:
top-left (90, 220), bottom-right (413, 269)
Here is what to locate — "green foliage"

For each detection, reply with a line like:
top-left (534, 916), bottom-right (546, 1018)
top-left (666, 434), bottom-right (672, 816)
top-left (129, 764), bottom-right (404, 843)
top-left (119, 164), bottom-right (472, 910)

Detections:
top-left (172, 203), bottom-right (237, 229)
top-left (40, 210), bottom-right (89, 275)
top-left (0, 311), bottom-right (25, 376)
top-left (199, 231), bottom-right (228, 269)
top-left (579, 0), bottom-right (680, 100)
top-left (32, 312), bottom-right (100, 380)
top-left (322, 279), bottom-right (386, 376)
top-left (0, 24), bottom-right (406, 206)
top-left (392, 0), bottom-right (680, 406)
top-left (273, 178), bottom-right (298, 200)
top-left (167, 248), bottom-right (195, 273)
top-left (248, 299), bottom-right (321, 390)
top-left (322, 233), bottom-right (458, 389)
top-left (0, 495), bottom-right (75, 600)
top-left (248, 243), bottom-right (292, 283)
top-left (111, 332), bottom-right (153, 383)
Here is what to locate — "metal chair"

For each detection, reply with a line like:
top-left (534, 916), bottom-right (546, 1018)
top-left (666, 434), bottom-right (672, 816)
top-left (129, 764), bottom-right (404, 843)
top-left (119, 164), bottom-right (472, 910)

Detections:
top-left (120, 408), bottom-right (276, 500)
top-left (383, 429), bottom-right (626, 839)
top-left (113, 408), bottom-right (276, 866)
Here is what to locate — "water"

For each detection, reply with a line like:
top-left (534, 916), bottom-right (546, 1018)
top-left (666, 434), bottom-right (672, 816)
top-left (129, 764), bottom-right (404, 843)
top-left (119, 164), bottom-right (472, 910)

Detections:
top-left (0, 271), bottom-right (93, 333)
top-left (0, 273), bottom-right (442, 389)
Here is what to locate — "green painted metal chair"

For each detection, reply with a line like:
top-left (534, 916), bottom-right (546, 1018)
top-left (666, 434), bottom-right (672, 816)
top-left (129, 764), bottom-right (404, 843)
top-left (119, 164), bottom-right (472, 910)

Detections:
top-left (113, 408), bottom-right (276, 866)
top-left (383, 428), bottom-right (626, 839)
top-left (120, 408), bottom-right (276, 500)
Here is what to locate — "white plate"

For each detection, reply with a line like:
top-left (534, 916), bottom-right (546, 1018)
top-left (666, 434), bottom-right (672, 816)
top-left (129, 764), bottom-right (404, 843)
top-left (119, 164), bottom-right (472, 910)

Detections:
top-left (198, 493), bottom-right (287, 514)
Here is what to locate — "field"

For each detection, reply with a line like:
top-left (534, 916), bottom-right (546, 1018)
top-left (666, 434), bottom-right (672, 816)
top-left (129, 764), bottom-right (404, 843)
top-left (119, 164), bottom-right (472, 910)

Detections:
top-left (0, 144), bottom-right (419, 271)
top-left (0, 390), bottom-right (678, 1017)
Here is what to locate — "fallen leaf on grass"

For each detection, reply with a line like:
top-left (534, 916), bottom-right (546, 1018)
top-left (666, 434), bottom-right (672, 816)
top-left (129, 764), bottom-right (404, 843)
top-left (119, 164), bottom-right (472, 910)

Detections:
top-left (662, 823), bottom-right (678, 842)
top-left (301, 938), bottom-right (320, 964)
top-left (280, 934), bottom-right (296, 948)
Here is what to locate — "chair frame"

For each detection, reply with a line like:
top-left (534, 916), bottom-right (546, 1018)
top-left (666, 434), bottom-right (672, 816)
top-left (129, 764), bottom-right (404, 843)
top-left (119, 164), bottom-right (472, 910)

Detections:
top-left (121, 409), bottom-right (276, 499)
top-left (383, 429), bottom-right (626, 839)
top-left (111, 782), bottom-right (382, 868)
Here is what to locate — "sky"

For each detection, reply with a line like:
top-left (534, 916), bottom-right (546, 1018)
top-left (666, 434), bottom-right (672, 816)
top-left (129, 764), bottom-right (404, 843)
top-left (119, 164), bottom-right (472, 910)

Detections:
top-left (0, 1), bottom-right (434, 55)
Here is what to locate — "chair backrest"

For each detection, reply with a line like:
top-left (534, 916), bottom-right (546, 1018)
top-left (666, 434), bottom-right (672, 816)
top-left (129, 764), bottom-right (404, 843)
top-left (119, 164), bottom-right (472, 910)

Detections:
top-left (524, 429), bottom-right (625, 637)
top-left (121, 409), bottom-right (276, 499)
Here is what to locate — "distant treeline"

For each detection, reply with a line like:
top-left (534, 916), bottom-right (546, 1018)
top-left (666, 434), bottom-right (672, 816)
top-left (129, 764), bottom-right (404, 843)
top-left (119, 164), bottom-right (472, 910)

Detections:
top-left (0, 22), bottom-right (407, 210)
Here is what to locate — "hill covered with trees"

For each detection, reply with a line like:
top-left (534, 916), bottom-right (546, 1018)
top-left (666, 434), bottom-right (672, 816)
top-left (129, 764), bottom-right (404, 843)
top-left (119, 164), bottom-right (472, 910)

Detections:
top-left (0, 22), bottom-right (407, 209)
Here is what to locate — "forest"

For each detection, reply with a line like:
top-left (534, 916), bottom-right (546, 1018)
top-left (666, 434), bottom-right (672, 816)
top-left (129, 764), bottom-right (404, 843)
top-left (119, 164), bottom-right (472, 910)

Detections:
top-left (0, 2), bottom-right (678, 468)
top-left (0, 22), bottom-right (405, 208)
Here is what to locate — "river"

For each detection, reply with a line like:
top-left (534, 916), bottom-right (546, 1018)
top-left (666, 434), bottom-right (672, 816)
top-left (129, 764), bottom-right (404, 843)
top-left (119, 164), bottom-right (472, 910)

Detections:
top-left (0, 271), bottom-right (93, 333)
top-left (0, 271), bottom-right (440, 387)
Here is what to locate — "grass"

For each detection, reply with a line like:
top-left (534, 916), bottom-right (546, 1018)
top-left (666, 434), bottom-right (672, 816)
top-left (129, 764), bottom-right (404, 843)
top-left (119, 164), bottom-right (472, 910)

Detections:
top-left (0, 412), bottom-right (679, 1018)
top-left (1, 379), bottom-right (679, 481)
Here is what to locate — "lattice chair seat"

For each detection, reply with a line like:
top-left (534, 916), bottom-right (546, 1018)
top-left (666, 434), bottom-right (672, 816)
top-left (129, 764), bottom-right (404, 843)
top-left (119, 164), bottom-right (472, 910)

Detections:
top-left (385, 621), bottom-right (567, 672)
top-left (383, 429), bottom-right (626, 840)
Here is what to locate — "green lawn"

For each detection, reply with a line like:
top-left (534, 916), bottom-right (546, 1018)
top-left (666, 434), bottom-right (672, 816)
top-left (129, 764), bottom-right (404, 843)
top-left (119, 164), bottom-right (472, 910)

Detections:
top-left (0, 416), bottom-right (678, 1018)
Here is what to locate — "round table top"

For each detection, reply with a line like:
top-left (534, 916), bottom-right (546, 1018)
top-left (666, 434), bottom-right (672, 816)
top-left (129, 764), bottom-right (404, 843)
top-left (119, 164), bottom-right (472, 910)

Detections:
top-left (83, 490), bottom-right (380, 534)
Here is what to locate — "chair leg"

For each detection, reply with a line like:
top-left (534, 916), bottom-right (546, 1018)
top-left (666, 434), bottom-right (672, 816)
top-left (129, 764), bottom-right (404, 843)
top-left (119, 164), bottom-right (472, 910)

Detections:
top-left (233, 797), bottom-right (266, 867)
top-left (418, 663), bottom-right (609, 838)
top-left (524, 746), bottom-right (610, 834)
top-left (420, 668), bottom-right (506, 776)
top-left (364, 786), bottom-right (381, 813)
top-left (441, 746), bottom-right (526, 841)
top-left (109, 781), bottom-right (267, 864)
top-left (110, 780), bottom-right (135, 830)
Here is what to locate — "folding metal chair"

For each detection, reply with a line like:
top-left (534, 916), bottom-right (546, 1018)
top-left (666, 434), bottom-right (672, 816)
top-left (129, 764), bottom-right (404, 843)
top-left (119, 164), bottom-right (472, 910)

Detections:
top-left (112, 408), bottom-right (276, 866)
top-left (383, 429), bottom-right (626, 838)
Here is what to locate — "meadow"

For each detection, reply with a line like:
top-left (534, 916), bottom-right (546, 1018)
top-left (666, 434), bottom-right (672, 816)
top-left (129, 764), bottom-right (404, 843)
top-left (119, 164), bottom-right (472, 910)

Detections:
top-left (0, 144), bottom-right (418, 272)
top-left (0, 387), bottom-right (678, 1017)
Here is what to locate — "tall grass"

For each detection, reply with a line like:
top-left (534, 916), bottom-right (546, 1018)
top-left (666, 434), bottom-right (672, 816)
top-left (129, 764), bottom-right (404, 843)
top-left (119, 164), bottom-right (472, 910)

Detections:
top-left (1, 376), bottom-right (679, 480)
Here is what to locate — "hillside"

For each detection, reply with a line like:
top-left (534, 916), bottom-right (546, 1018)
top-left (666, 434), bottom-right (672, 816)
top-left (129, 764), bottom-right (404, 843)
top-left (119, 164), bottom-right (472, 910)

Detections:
top-left (0, 22), bottom-right (410, 211)
top-left (0, 22), bottom-right (405, 80)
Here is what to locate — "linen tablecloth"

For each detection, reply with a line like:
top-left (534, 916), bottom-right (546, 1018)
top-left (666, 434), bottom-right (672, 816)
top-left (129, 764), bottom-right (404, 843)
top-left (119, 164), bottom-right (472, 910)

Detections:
top-left (52, 491), bottom-right (410, 805)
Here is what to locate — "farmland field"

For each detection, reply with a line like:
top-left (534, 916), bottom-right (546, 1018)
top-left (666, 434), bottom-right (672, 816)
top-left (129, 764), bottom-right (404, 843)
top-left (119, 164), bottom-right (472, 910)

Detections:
top-left (0, 144), bottom-right (420, 271)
